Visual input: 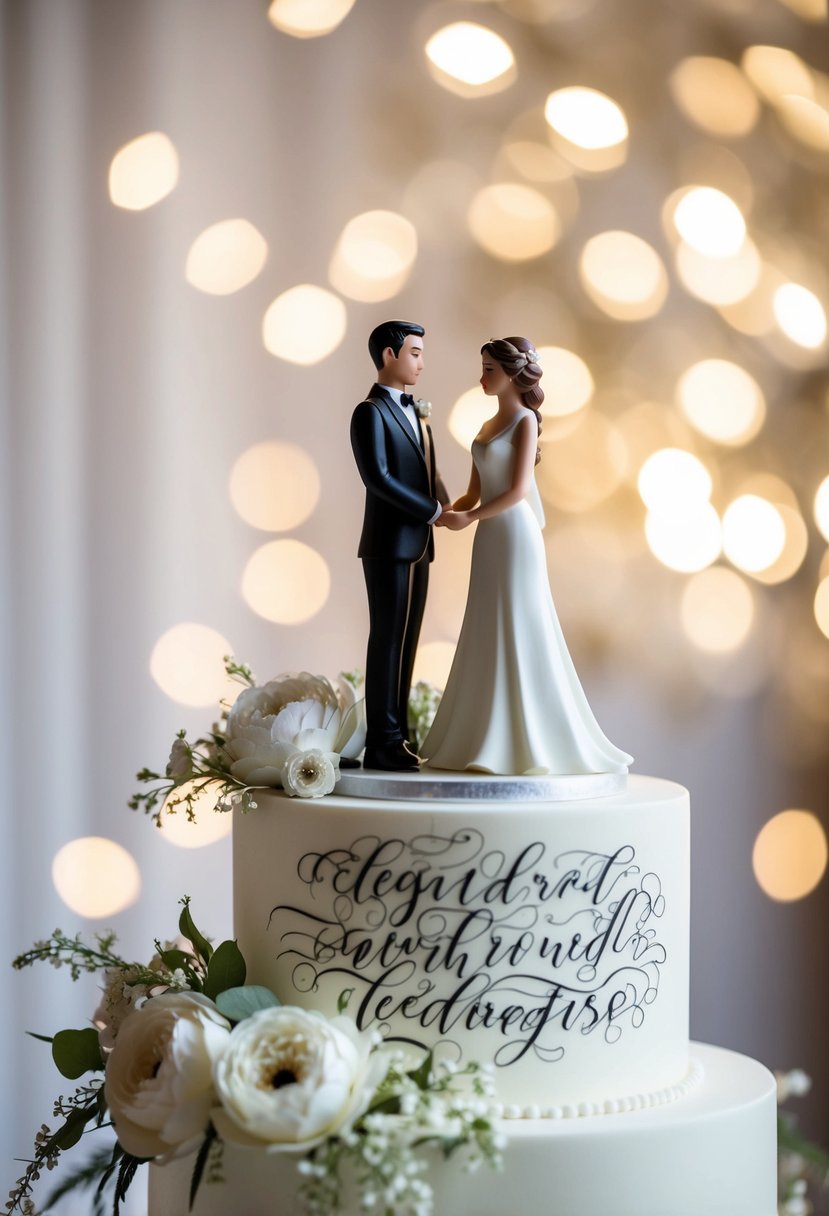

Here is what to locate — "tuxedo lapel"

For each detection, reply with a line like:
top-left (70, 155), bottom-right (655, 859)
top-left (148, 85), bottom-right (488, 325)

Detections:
top-left (369, 385), bottom-right (427, 467)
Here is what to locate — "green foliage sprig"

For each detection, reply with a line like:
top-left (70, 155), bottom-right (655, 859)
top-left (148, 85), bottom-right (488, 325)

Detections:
top-left (128, 655), bottom-right (259, 827)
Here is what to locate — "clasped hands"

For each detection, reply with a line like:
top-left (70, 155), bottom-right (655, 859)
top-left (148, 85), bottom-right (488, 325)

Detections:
top-left (436, 509), bottom-right (474, 531)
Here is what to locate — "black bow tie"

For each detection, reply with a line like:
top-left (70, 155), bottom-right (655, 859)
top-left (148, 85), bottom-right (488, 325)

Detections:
top-left (400, 393), bottom-right (416, 409)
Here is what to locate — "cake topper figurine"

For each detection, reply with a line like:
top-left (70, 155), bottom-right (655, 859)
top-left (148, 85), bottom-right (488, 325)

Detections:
top-left (423, 336), bottom-right (632, 776)
top-left (350, 320), bottom-right (446, 771)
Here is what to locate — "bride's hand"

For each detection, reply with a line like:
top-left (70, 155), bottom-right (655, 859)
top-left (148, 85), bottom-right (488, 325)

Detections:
top-left (438, 510), bottom-right (473, 531)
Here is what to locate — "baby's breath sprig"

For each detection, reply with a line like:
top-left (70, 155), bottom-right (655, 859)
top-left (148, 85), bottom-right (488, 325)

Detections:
top-left (299, 1052), bottom-right (502, 1216)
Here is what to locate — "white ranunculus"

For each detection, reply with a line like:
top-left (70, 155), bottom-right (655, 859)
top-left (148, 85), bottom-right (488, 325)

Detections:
top-left (104, 992), bottom-right (231, 1159)
top-left (211, 1007), bottom-right (386, 1151)
top-left (223, 672), bottom-right (365, 789)
top-left (282, 749), bottom-right (338, 798)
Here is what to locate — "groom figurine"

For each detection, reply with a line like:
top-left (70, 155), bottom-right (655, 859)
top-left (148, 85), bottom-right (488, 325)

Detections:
top-left (351, 320), bottom-right (444, 771)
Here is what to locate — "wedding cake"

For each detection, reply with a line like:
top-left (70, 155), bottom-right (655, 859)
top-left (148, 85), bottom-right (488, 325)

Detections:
top-left (149, 769), bottom-right (777, 1216)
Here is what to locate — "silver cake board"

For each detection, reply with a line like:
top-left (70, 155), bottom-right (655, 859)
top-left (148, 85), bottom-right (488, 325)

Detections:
top-left (335, 767), bottom-right (627, 803)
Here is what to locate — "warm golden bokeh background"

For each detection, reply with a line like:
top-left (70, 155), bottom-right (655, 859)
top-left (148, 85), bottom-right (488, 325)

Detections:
top-left (2, 0), bottom-right (828, 1207)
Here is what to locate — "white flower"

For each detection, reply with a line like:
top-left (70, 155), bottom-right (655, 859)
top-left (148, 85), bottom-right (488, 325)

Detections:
top-left (94, 969), bottom-right (151, 1052)
top-left (283, 749), bottom-right (338, 799)
top-left (104, 992), bottom-right (231, 1159)
top-left (166, 738), bottom-right (193, 781)
top-left (223, 672), bottom-right (365, 788)
top-left (211, 1007), bottom-right (387, 1151)
top-left (777, 1068), bottom-right (812, 1103)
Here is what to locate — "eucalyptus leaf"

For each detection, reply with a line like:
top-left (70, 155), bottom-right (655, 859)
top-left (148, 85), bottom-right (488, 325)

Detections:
top-left (52, 1027), bottom-right (103, 1078)
top-left (337, 988), bottom-right (354, 1014)
top-left (202, 939), bottom-right (247, 1001)
top-left (215, 984), bottom-right (279, 1022)
top-left (179, 900), bottom-right (213, 966)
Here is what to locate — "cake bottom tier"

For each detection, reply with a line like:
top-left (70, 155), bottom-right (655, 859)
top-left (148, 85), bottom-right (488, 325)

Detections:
top-left (149, 1043), bottom-right (777, 1216)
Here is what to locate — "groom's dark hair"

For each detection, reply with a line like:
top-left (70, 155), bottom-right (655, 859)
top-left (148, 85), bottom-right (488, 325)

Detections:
top-left (368, 320), bottom-right (425, 370)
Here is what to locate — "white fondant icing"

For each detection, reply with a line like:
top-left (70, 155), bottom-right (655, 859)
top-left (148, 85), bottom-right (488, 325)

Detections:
top-left (233, 777), bottom-right (690, 1111)
top-left (149, 1044), bottom-right (777, 1216)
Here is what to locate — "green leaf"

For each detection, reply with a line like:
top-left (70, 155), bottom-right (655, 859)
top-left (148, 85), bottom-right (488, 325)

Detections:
top-left (27, 1031), bottom-right (54, 1044)
top-left (52, 1028), bottom-right (103, 1078)
top-left (179, 898), bottom-right (213, 966)
top-left (406, 1051), bottom-right (433, 1091)
top-left (158, 947), bottom-right (194, 971)
top-left (337, 988), bottom-right (354, 1014)
top-left (202, 939), bottom-right (246, 1001)
top-left (48, 1104), bottom-right (97, 1152)
top-left (215, 984), bottom-right (279, 1022)
top-left (113, 1152), bottom-right (146, 1212)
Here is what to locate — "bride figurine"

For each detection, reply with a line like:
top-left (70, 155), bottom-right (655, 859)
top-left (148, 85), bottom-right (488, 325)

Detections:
top-left (422, 336), bottom-right (632, 776)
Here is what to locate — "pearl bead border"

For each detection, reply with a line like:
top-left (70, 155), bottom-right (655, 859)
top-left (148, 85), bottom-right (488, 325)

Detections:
top-left (492, 1056), bottom-right (705, 1121)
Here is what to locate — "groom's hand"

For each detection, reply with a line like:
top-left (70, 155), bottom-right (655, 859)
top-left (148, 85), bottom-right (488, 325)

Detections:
top-left (437, 510), bottom-right (473, 531)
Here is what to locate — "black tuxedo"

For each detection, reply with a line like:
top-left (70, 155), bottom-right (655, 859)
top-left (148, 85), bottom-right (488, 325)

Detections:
top-left (351, 384), bottom-right (440, 749)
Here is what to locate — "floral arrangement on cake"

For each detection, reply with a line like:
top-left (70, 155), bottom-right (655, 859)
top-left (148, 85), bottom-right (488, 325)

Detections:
top-left (6, 900), bottom-right (503, 1216)
top-left (129, 659), bottom-right (368, 820)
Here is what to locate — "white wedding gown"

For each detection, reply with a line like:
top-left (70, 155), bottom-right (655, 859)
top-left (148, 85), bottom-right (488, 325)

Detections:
top-left (423, 415), bottom-right (632, 776)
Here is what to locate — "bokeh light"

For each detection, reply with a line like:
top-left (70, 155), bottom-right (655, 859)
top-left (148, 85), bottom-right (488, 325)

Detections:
top-left (467, 183), bottom-right (560, 261)
top-left (413, 641), bottom-right (457, 688)
top-left (108, 132), bottom-right (178, 210)
top-left (815, 577), bottom-right (829, 640)
top-left (740, 45), bottom-right (814, 106)
top-left (150, 623), bottom-right (235, 708)
top-left (536, 412), bottom-right (626, 512)
top-left (815, 475), bottom-right (829, 542)
top-left (329, 210), bottom-right (418, 302)
top-left (267, 0), bottom-right (356, 37)
top-left (229, 442), bottom-right (321, 532)
top-left (53, 838), bottom-right (141, 918)
top-left (645, 502), bottom-right (721, 573)
top-left (185, 219), bottom-right (268, 295)
top-left (776, 94), bottom-right (829, 152)
top-left (242, 539), bottom-right (330, 624)
top-left (262, 285), bottom-right (346, 364)
top-left (448, 386), bottom-right (492, 450)
top-left (721, 495), bottom-right (786, 574)
top-left (669, 57), bottom-right (760, 137)
top-left (578, 230), bottom-right (668, 320)
top-left (680, 566), bottom-right (755, 653)
top-left (544, 86), bottom-right (628, 149)
top-left (671, 187), bottom-right (746, 258)
top-left (535, 346), bottom-right (594, 416)
top-left (753, 810), bottom-right (828, 902)
top-left (773, 283), bottom-right (827, 349)
top-left (676, 359), bottom-right (765, 445)
top-left (425, 23), bottom-right (515, 97)
top-left (158, 783), bottom-right (232, 848)
top-left (751, 504), bottom-right (809, 586)
top-left (675, 238), bottom-right (761, 306)
top-left (637, 448), bottom-right (712, 512)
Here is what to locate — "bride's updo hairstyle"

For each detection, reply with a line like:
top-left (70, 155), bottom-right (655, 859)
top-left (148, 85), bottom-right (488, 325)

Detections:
top-left (481, 336), bottom-right (544, 454)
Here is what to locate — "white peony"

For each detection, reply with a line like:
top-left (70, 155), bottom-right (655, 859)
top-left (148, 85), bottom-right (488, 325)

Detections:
top-left (211, 1007), bottom-right (386, 1151)
top-left (283, 749), bottom-right (338, 799)
top-left (104, 992), bottom-right (231, 1159)
top-left (223, 672), bottom-right (366, 788)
